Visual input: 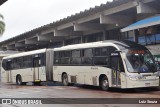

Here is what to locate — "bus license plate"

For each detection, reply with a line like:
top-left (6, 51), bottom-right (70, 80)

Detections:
top-left (145, 83), bottom-right (150, 86)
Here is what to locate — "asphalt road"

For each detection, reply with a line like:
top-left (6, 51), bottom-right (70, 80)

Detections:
top-left (0, 82), bottom-right (160, 107)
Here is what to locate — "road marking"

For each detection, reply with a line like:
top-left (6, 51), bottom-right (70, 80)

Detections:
top-left (69, 87), bottom-right (78, 89)
top-left (55, 87), bottom-right (65, 90)
top-left (6, 95), bottom-right (12, 97)
top-left (19, 92), bottom-right (28, 95)
top-left (34, 91), bottom-right (41, 93)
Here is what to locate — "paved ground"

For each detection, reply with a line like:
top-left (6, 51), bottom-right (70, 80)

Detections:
top-left (0, 82), bottom-right (160, 107)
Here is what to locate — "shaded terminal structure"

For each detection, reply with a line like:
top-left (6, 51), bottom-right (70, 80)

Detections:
top-left (0, 0), bottom-right (160, 61)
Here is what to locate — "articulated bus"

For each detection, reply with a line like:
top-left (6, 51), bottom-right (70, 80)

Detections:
top-left (1, 40), bottom-right (159, 90)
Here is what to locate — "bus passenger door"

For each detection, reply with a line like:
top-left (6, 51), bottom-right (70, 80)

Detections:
top-left (33, 58), bottom-right (40, 81)
top-left (110, 53), bottom-right (124, 87)
top-left (6, 61), bottom-right (12, 83)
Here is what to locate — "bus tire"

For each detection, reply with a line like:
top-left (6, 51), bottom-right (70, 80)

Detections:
top-left (62, 73), bottom-right (69, 86)
top-left (100, 76), bottom-right (109, 91)
top-left (16, 75), bottom-right (22, 85)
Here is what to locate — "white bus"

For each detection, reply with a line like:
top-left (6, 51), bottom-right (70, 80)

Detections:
top-left (1, 40), bottom-right (159, 90)
top-left (52, 40), bottom-right (159, 90)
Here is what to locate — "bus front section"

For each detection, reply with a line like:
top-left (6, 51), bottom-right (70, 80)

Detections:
top-left (123, 48), bottom-right (159, 88)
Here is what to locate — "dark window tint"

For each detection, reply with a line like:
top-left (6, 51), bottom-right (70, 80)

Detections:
top-left (2, 53), bottom-right (45, 70)
top-left (23, 56), bottom-right (32, 68)
top-left (70, 58), bottom-right (81, 64)
top-left (54, 52), bottom-right (60, 58)
top-left (72, 50), bottom-right (80, 57)
top-left (2, 59), bottom-right (6, 70)
top-left (61, 58), bottom-right (70, 64)
top-left (40, 53), bottom-right (46, 66)
top-left (54, 51), bottom-right (60, 64)
top-left (82, 49), bottom-right (93, 65)
top-left (60, 51), bottom-right (65, 58)
top-left (54, 51), bottom-right (71, 65)
top-left (94, 47), bottom-right (110, 66)
top-left (2, 59), bottom-right (12, 70)
top-left (95, 47), bottom-right (109, 56)
top-left (71, 50), bottom-right (81, 64)
top-left (64, 51), bottom-right (71, 57)
top-left (94, 57), bottom-right (109, 66)
top-left (109, 46), bottom-right (117, 54)
top-left (54, 59), bottom-right (60, 64)
top-left (11, 57), bottom-right (22, 69)
top-left (61, 51), bottom-right (71, 64)
top-left (33, 58), bottom-right (40, 67)
top-left (95, 48), bottom-right (101, 56)
top-left (6, 61), bottom-right (12, 70)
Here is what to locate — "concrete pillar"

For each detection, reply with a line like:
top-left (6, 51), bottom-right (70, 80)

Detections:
top-left (134, 30), bottom-right (139, 42)
top-left (102, 30), bottom-right (106, 40)
top-left (62, 41), bottom-right (65, 46)
top-left (80, 36), bottom-right (83, 43)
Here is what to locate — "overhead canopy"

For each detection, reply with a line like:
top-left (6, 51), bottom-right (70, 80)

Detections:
top-left (121, 15), bottom-right (160, 32)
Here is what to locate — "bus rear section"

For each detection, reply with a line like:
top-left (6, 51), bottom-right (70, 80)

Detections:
top-left (1, 49), bottom-right (47, 85)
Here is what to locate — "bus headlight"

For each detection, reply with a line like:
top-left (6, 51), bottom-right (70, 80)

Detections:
top-left (129, 77), bottom-right (138, 81)
top-left (155, 76), bottom-right (159, 80)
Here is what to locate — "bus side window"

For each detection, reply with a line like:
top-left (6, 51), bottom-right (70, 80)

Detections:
top-left (12, 57), bottom-right (22, 70)
top-left (60, 51), bottom-right (71, 65)
top-left (119, 58), bottom-right (125, 72)
top-left (81, 48), bottom-right (93, 65)
top-left (94, 47), bottom-right (109, 66)
top-left (71, 50), bottom-right (81, 65)
top-left (6, 61), bottom-right (12, 70)
top-left (40, 53), bottom-right (46, 66)
top-left (2, 60), bottom-right (6, 70)
top-left (54, 52), bottom-right (60, 64)
top-left (23, 55), bottom-right (32, 68)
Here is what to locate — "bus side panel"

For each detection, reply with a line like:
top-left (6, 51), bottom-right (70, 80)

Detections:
top-left (46, 49), bottom-right (53, 81)
top-left (77, 66), bottom-right (92, 85)
top-left (11, 68), bottom-right (34, 83)
top-left (39, 66), bottom-right (46, 81)
top-left (4, 66), bottom-right (46, 83)
top-left (53, 66), bottom-right (112, 86)
top-left (1, 68), bottom-right (8, 83)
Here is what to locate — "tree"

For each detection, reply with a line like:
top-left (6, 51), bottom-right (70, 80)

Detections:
top-left (0, 13), bottom-right (5, 36)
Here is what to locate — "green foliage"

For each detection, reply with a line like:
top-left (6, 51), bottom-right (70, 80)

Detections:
top-left (0, 13), bottom-right (5, 35)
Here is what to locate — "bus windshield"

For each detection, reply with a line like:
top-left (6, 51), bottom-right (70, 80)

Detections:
top-left (125, 49), bottom-right (157, 73)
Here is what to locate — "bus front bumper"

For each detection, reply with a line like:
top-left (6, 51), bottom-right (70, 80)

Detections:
top-left (126, 79), bottom-right (159, 88)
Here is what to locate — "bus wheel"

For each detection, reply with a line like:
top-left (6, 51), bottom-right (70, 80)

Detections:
top-left (16, 75), bottom-right (22, 85)
top-left (100, 76), bottom-right (109, 91)
top-left (62, 73), bottom-right (69, 86)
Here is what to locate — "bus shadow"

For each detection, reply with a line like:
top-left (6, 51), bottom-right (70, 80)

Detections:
top-left (40, 81), bottom-right (160, 93)
top-left (74, 84), bottom-right (160, 93)
top-left (4, 82), bottom-right (160, 94)
top-left (41, 81), bottom-right (63, 86)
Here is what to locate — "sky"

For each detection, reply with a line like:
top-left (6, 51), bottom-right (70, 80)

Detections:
top-left (0, 0), bottom-right (113, 42)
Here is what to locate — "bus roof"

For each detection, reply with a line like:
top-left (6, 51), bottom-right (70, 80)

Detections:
top-left (3, 48), bottom-right (46, 59)
top-left (3, 40), bottom-right (147, 59)
top-left (53, 40), bottom-right (146, 51)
